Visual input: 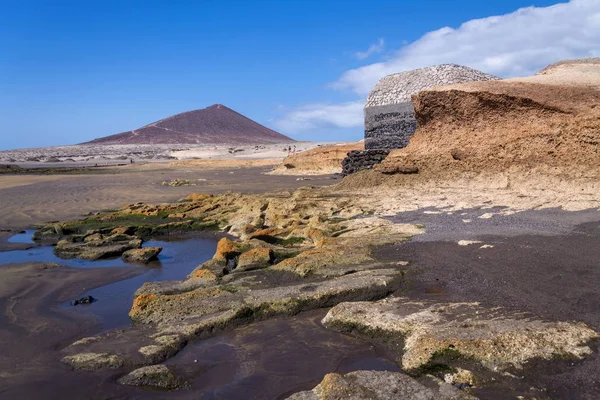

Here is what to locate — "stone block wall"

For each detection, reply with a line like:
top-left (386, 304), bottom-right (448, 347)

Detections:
top-left (364, 103), bottom-right (416, 150)
top-left (342, 149), bottom-right (391, 176)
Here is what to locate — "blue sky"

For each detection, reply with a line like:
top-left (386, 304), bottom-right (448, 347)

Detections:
top-left (1, 0), bottom-right (597, 150)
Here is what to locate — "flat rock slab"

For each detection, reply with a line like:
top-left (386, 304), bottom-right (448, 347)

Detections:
top-left (286, 370), bottom-right (476, 400)
top-left (322, 298), bottom-right (598, 371)
top-left (62, 268), bottom-right (404, 370)
top-left (118, 364), bottom-right (185, 390)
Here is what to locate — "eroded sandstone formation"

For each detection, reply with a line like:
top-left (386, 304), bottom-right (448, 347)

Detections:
top-left (385, 59), bottom-right (600, 173)
top-left (364, 64), bottom-right (498, 150)
top-left (269, 142), bottom-right (364, 175)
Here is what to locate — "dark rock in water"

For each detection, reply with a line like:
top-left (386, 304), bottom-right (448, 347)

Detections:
top-left (71, 295), bottom-right (94, 306)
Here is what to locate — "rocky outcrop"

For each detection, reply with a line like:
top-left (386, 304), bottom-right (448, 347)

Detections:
top-left (371, 59), bottom-right (600, 180)
top-left (364, 64), bottom-right (498, 150)
top-left (58, 189), bottom-right (421, 372)
top-left (236, 247), bottom-right (273, 271)
top-left (54, 233), bottom-right (142, 260)
top-left (286, 370), bottom-right (476, 400)
top-left (322, 298), bottom-right (598, 371)
top-left (341, 149), bottom-right (390, 176)
top-left (122, 247), bottom-right (162, 263)
top-left (269, 142), bottom-right (364, 175)
top-left (62, 269), bottom-right (405, 371)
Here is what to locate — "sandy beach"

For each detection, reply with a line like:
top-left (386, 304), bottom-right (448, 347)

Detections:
top-left (0, 162), bottom-right (338, 229)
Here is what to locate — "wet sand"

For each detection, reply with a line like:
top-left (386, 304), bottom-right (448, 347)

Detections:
top-left (0, 164), bottom-right (337, 229)
top-left (0, 265), bottom-right (400, 400)
top-left (0, 262), bottom-right (144, 398)
top-left (378, 208), bottom-right (600, 399)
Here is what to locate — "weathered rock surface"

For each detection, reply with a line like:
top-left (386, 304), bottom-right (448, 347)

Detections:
top-left (236, 247), bottom-right (273, 271)
top-left (55, 189), bottom-right (422, 374)
top-left (130, 269), bottom-right (402, 325)
top-left (62, 352), bottom-right (124, 370)
top-left (286, 370), bottom-right (476, 400)
top-left (54, 233), bottom-right (143, 260)
top-left (118, 364), bottom-right (184, 389)
top-left (122, 246), bottom-right (162, 263)
top-left (322, 298), bottom-right (598, 371)
top-left (364, 64), bottom-right (498, 150)
top-left (269, 142), bottom-right (364, 175)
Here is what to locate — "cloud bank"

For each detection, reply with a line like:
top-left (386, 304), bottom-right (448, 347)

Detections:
top-left (272, 101), bottom-right (364, 133)
top-left (273, 0), bottom-right (600, 136)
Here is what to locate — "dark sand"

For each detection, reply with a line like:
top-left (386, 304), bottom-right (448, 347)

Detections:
top-left (380, 208), bottom-right (600, 399)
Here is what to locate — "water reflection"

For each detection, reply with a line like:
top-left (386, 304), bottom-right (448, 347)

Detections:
top-left (1, 232), bottom-right (217, 330)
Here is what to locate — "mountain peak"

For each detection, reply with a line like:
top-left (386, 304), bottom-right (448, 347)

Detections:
top-left (84, 105), bottom-right (294, 145)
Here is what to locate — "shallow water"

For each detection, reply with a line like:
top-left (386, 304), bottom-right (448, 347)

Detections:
top-left (1, 232), bottom-right (217, 330)
top-left (66, 238), bottom-right (217, 329)
top-left (7, 229), bottom-right (36, 244)
top-left (163, 309), bottom-right (401, 400)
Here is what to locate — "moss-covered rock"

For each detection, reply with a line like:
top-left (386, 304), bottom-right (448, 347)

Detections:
top-left (62, 352), bottom-right (124, 370)
top-left (122, 247), bottom-right (162, 263)
top-left (54, 236), bottom-right (142, 260)
top-left (285, 370), bottom-right (476, 400)
top-left (118, 364), bottom-right (185, 389)
top-left (322, 298), bottom-right (599, 371)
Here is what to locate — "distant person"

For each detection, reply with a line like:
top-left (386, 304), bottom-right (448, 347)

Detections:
top-left (293, 145), bottom-right (296, 153)
top-left (130, 158), bottom-right (134, 164)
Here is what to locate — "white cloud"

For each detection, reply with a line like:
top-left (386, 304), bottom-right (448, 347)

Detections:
top-left (272, 101), bottom-right (364, 133)
top-left (275, 0), bottom-right (600, 134)
top-left (336, 0), bottom-right (600, 95)
top-left (354, 38), bottom-right (385, 60)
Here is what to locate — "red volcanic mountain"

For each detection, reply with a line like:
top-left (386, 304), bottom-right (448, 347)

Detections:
top-left (84, 104), bottom-right (294, 145)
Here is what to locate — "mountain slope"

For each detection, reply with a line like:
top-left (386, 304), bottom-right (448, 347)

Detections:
top-left (84, 104), bottom-right (294, 145)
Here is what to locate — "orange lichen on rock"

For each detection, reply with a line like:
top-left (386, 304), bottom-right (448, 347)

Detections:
top-left (213, 237), bottom-right (245, 262)
top-left (180, 193), bottom-right (214, 202)
top-left (247, 227), bottom-right (290, 240)
top-left (130, 294), bottom-right (158, 318)
top-left (191, 269), bottom-right (217, 281)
